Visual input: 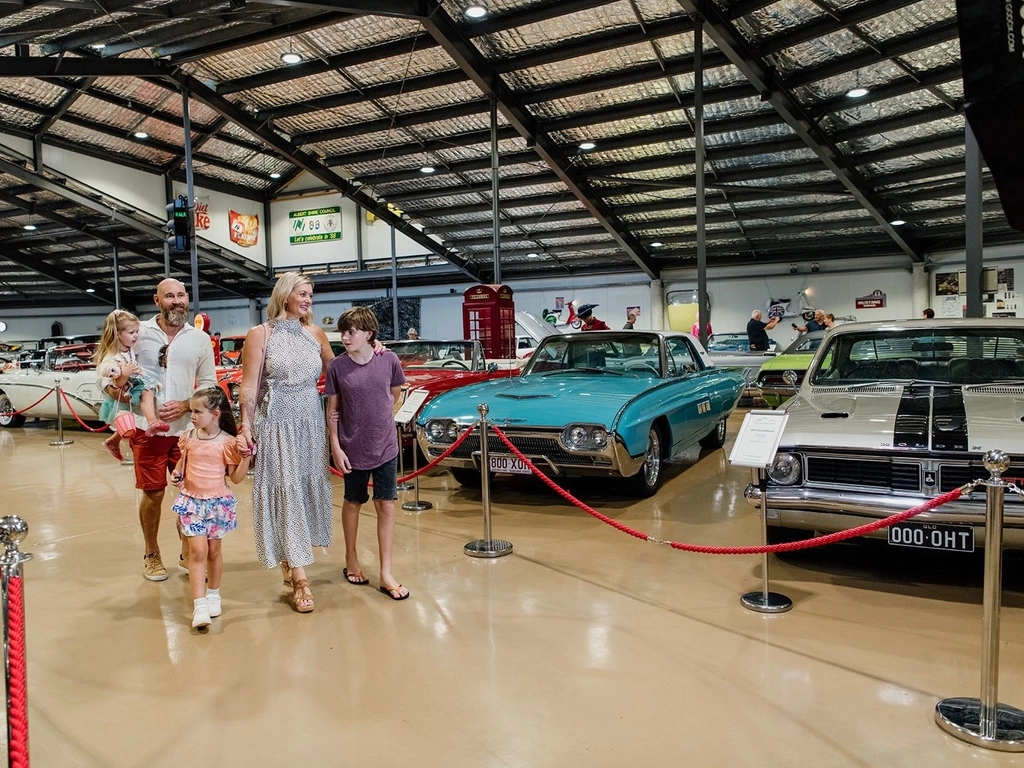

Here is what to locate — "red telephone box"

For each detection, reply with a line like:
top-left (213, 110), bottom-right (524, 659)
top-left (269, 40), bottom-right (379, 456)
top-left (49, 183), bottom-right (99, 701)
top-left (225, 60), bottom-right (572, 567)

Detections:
top-left (463, 284), bottom-right (515, 359)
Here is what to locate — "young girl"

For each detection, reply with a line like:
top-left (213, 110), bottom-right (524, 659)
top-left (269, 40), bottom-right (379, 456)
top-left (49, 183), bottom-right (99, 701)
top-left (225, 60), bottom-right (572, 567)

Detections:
top-left (93, 309), bottom-right (168, 461)
top-left (170, 388), bottom-right (250, 630)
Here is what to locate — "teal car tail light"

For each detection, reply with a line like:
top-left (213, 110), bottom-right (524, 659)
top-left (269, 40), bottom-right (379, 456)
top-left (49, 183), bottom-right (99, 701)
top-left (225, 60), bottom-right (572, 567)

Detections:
top-left (561, 424), bottom-right (610, 452)
top-left (768, 453), bottom-right (802, 485)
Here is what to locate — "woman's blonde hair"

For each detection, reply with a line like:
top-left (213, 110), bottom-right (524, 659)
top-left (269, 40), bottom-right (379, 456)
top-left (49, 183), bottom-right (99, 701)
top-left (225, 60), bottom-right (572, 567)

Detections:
top-left (93, 309), bottom-right (140, 364)
top-left (267, 272), bottom-right (314, 325)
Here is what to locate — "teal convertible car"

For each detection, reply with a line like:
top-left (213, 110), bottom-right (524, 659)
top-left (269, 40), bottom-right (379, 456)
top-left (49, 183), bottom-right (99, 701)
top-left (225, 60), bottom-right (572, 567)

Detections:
top-left (415, 331), bottom-right (745, 497)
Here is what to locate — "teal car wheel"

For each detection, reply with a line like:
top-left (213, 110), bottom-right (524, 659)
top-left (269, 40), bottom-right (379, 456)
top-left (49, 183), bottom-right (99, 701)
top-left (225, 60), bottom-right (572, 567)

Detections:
top-left (698, 417), bottom-right (727, 449)
top-left (629, 426), bottom-right (663, 497)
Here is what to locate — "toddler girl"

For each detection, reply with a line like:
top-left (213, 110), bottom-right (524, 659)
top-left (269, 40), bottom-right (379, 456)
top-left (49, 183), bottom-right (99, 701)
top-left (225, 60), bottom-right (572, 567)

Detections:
top-left (93, 309), bottom-right (168, 461)
top-left (170, 387), bottom-right (250, 630)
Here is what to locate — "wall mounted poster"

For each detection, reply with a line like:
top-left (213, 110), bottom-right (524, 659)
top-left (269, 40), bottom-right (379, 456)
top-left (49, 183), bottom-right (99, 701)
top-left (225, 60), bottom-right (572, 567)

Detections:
top-left (228, 210), bottom-right (259, 247)
top-left (289, 206), bottom-right (341, 244)
top-left (935, 271), bottom-right (959, 295)
top-left (194, 197), bottom-right (210, 230)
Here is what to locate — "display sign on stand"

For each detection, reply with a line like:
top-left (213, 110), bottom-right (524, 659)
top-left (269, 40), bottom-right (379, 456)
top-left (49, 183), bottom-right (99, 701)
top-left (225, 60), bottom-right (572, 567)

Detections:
top-left (729, 410), bottom-right (792, 614)
top-left (394, 388), bottom-right (430, 426)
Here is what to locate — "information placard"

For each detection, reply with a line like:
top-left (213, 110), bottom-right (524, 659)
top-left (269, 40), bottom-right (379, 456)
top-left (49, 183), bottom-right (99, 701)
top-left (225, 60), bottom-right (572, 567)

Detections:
top-left (394, 388), bottom-right (430, 425)
top-left (728, 410), bottom-right (789, 468)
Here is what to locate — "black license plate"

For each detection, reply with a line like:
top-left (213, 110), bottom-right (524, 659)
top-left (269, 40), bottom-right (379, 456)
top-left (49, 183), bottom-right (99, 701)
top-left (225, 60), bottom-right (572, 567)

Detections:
top-left (888, 522), bottom-right (975, 552)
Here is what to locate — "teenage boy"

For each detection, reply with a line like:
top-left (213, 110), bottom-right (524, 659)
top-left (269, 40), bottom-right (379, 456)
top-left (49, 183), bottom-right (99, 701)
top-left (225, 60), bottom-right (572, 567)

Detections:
top-left (324, 307), bottom-right (410, 600)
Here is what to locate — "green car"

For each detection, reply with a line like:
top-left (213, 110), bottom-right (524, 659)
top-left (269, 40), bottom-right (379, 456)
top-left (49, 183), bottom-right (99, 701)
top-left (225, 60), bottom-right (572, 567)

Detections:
top-left (754, 331), bottom-right (827, 408)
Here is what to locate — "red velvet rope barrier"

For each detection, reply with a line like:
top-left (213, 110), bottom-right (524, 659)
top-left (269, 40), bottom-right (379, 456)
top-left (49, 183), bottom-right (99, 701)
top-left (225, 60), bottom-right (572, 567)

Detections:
top-left (488, 424), bottom-right (967, 555)
top-left (7, 574), bottom-right (29, 768)
top-left (329, 423), bottom-right (474, 483)
top-left (3, 387), bottom-right (56, 418)
top-left (59, 390), bottom-right (110, 432)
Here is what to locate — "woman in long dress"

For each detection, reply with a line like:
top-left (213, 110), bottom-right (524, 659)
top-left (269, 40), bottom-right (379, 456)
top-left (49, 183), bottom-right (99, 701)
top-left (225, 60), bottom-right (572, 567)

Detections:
top-left (238, 273), bottom-right (334, 613)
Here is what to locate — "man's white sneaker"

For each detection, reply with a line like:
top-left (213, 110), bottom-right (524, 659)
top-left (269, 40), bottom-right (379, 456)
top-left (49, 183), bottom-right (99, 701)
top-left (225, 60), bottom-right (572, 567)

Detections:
top-left (192, 599), bottom-right (211, 630)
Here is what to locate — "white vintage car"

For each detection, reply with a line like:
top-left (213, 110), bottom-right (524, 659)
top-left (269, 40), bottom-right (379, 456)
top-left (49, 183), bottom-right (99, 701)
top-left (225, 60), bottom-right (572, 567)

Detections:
top-left (0, 343), bottom-right (104, 427)
top-left (747, 319), bottom-right (1024, 552)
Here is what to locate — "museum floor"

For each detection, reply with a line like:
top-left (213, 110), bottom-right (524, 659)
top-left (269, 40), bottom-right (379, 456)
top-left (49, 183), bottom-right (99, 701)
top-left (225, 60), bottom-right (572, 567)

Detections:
top-left (4, 415), bottom-right (1024, 768)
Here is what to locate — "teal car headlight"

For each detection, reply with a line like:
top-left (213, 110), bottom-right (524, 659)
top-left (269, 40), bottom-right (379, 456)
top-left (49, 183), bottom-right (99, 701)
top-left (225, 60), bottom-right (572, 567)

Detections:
top-left (561, 424), bottom-right (610, 452)
top-left (426, 419), bottom-right (453, 442)
top-left (768, 453), bottom-right (802, 486)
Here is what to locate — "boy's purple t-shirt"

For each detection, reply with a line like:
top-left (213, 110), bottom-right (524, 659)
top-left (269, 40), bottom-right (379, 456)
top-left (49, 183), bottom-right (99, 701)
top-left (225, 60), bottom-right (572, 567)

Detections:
top-left (324, 351), bottom-right (406, 470)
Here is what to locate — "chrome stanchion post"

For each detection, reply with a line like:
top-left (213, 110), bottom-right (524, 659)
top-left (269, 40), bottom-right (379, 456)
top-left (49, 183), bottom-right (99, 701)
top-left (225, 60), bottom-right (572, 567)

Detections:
top-left (49, 380), bottom-right (73, 446)
top-left (402, 443), bottom-right (432, 513)
top-left (936, 449), bottom-right (1024, 751)
top-left (0, 515), bottom-right (32, 757)
top-left (740, 467), bottom-right (792, 613)
top-left (464, 403), bottom-right (512, 558)
top-left (396, 425), bottom-right (413, 491)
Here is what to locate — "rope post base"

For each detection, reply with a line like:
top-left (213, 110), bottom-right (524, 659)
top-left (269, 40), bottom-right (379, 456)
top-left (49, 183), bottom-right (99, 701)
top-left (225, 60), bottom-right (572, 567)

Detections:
top-left (396, 426), bottom-right (413, 491)
top-left (935, 699), bottom-right (1024, 751)
top-left (49, 382), bottom-right (73, 446)
top-left (464, 538), bottom-right (513, 558)
top-left (936, 449), bottom-right (1024, 752)
top-left (740, 590), bottom-right (792, 613)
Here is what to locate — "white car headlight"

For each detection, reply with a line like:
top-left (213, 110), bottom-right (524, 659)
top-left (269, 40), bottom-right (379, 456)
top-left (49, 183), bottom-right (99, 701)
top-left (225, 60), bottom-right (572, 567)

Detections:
top-left (426, 420), bottom-right (450, 442)
top-left (591, 427), bottom-right (608, 449)
top-left (768, 453), bottom-right (802, 486)
top-left (563, 425), bottom-right (589, 449)
top-left (446, 421), bottom-right (460, 440)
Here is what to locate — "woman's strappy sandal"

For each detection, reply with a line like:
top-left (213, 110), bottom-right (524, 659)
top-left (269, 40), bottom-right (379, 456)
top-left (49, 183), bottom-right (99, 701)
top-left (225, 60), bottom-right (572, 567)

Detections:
top-left (292, 579), bottom-right (314, 613)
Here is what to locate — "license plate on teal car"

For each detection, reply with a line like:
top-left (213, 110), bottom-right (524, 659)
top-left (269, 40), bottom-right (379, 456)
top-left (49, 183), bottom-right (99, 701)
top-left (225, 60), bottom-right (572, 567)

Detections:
top-left (488, 454), bottom-right (531, 475)
top-left (888, 522), bottom-right (974, 552)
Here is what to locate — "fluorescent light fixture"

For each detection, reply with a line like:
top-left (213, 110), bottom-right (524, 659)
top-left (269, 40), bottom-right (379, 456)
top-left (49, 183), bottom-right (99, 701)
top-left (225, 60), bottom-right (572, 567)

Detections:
top-left (420, 165), bottom-right (436, 174)
top-left (649, 241), bottom-right (663, 248)
top-left (269, 171), bottom-right (282, 179)
top-left (846, 87), bottom-right (869, 98)
top-left (22, 224), bottom-right (36, 231)
top-left (465, 5), bottom-right (488, 19)
top-left (890, 219), bottom-right (906, 226)
top-left (578, 141), bottom-right (597, 151)
top-left (90, 43), bottom-right (106, 50)
top-left (281, 52), bottom-right (302, 65)
top-left (133, 131), bottom-right (148, 139)
top-left (526, 252), bottom-right (540, 259)
top-left (85, 288), bottom-right (96, 293)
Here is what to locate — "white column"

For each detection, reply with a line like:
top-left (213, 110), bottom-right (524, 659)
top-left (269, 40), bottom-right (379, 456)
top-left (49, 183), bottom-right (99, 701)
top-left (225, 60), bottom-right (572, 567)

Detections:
top-left (912, 262), bottom-right (929, 317)
top-left (649, 279), bottom-right (665, 330)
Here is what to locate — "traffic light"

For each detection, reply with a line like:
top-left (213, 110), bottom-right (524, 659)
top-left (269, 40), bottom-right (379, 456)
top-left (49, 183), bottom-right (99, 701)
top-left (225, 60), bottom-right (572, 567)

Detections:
top-left (165, 194), bottom-right (191, 251)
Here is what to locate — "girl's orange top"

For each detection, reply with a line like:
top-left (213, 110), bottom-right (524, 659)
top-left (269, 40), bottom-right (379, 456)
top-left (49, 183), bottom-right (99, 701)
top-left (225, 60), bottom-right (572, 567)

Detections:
top-left (178, 432), bottom-right (242, 499)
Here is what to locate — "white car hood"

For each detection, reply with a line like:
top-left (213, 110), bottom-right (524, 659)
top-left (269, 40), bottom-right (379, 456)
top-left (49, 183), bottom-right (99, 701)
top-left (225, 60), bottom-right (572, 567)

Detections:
top-left (780, 385), bottom-right (1024, 453)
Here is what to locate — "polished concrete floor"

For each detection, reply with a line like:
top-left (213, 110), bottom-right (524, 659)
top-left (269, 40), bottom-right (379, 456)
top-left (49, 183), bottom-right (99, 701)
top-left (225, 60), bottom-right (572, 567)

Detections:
top-left (3, 415), bottom-right (1024, 767)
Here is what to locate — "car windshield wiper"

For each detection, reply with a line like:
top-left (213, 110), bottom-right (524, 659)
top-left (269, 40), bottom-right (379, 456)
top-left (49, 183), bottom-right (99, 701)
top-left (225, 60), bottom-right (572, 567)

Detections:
top-left (538, 367), bottom-right (623, 376)
top-left (965, 379), bottom-right (1024, 388)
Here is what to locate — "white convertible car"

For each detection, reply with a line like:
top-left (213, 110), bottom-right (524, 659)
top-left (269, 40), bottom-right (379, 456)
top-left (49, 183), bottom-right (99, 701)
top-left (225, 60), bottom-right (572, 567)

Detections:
top-left (747, 319), bottom-right (1024, 552)
top-left (0, 343), bottom-right (104, 427)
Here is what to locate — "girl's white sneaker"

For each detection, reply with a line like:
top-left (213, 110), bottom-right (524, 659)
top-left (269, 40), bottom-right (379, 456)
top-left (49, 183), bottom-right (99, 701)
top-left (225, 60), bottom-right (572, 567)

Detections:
top-left (192, 599), bottom-right (211, 630)
top-left (207, 591), bottom-right (221, 618)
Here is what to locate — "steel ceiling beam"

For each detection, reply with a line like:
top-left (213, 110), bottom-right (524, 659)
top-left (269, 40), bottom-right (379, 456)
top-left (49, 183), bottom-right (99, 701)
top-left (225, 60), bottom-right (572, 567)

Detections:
top-left (0, 244), bottom-right (118, 306)
top-left (418, 1), bottom-right (658, 278)
top-left (160, 69), bottom-right (482, 282)
top-left (674, 0), bottom-right (924, 262)
top-left (0, 152), bottom-right (271, 290)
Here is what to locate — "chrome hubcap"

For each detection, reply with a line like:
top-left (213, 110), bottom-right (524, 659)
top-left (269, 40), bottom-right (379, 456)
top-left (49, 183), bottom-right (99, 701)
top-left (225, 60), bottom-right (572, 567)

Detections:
top-left (642, 430), bottom-right (661, 486)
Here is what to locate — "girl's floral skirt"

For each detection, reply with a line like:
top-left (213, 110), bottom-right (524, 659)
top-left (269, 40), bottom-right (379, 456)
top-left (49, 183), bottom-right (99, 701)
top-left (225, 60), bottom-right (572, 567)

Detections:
top-left (172, 493), bottom-right (237, 540)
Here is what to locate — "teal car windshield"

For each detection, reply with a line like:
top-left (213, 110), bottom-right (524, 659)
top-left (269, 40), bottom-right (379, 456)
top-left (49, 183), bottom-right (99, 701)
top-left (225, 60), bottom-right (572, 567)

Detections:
top-left (809, 328), bottom-right (1024, 385)
top-left (524, 333), bottom-right (700, 378)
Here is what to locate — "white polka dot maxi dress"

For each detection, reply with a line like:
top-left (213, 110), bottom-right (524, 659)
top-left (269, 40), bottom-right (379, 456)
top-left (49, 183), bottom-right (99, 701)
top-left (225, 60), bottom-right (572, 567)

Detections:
top-left (251, 319), bottom-right (333, 569)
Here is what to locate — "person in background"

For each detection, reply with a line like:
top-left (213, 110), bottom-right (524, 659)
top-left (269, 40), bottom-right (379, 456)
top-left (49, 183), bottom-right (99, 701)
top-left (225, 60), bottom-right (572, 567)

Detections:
top-left (823, 313), bottom-right (836, 330)
top-left (238, 272), bottom-right (335, 614)
top-left (922, 308), bottom-right (935, 319)
top-left (170, 387), bottom-right (249, 630)
top-left (623, 312), bottom-right (638, 330)
top-left (690, 320), bottom-right (712, 338)
top-left (747, 309), bottom-right (780, 352)
top-left (106, 279), bottom-right (216, 582)
top-left (326, 307), bottom-right (409, 601)
top-left (577, 304), bottom-right (610, 331)
top-left (407, 327), bottom-right (419, 340)
top-left (793, 309), bottom-right (825, 334)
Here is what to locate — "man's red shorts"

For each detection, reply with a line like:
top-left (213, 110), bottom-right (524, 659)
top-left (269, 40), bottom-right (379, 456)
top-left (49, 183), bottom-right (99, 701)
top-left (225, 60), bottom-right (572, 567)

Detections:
top-left (130, 433), bottom-right (180, 491)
